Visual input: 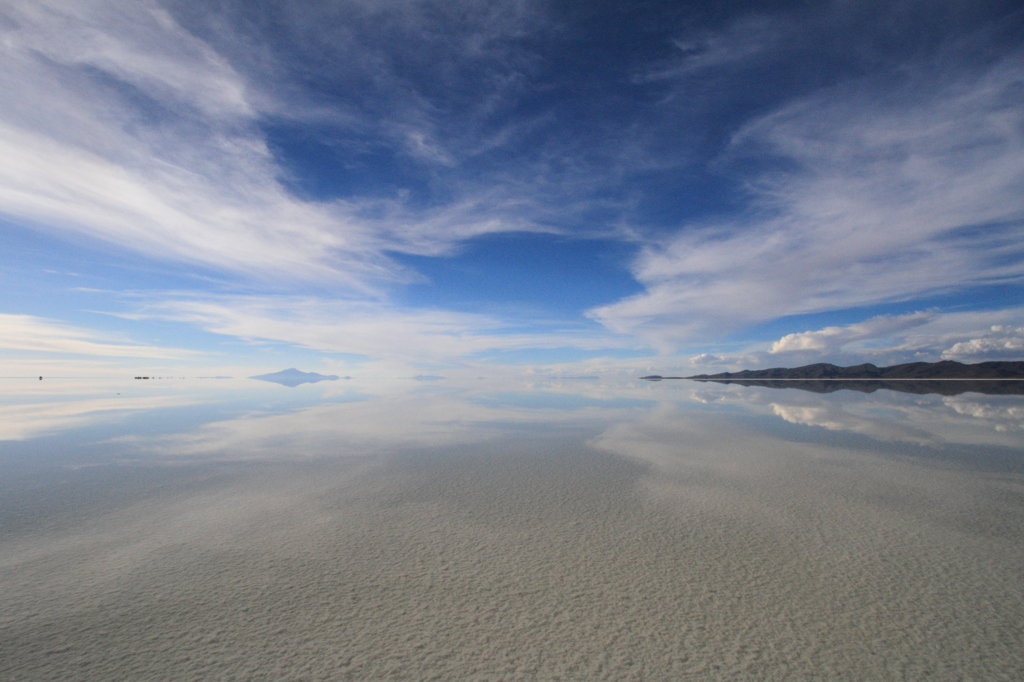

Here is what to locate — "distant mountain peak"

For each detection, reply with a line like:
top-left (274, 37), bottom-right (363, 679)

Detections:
top-left (249, 368), bottom-right (341, 387)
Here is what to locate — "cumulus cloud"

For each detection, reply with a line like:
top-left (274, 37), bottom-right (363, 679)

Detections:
top-left (944, 395), bottom-right (1024, 432)
top-left (942, 325), bottom-right (1024, 360)
top-left (591, 53), bottom-right (1024, 348)
top-left (688, 381), bottom-right (1024, 447)
top-left (770, 312), bottom-right (933, 354)
top-left (652, 307), bottom-right (1024, 371)
top-left (769, 403), bottom-right (938, 445)
top-left (725, 310), bottom-right (1024, 367)
top-left (689, 352), bottom-right (729, 365)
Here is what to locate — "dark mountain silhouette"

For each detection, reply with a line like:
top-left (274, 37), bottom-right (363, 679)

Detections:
top-left (650, 360), bottom-right (1024, 395)
top-left (687, 360), bottom-right (1024, 380)
top-left (249, 368), bottom-right (340, 387)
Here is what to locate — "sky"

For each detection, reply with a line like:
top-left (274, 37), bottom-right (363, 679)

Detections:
top-left (1, 0), bottom-right (1023, 378)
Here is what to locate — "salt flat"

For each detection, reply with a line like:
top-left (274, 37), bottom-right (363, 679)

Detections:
top-left (1, 379), bottom-right (1022, 680)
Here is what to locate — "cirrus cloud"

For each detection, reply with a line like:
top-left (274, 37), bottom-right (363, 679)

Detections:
top-left (590, 54), bottom-right (1024, 349)
top-left (0, 313), bottom-right (195, 359)
top-left (0, 0), bottom-right (548, 293)
top-left (124, 294), bottom-right (638, 365)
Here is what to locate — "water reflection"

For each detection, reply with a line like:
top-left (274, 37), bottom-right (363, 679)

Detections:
top-left (693, 378), bottom-right (1024, 396)
top-left (3, 376), bottom-right (1023, 459)
top-left (249, 368), bottom-right (344, 387)
top-left (124, 388), bottom-right (651, 462)
top-left (684, 380), bottom-right (1024, 447)
top-left (0, 394), bottom-right (197, 441)
top-left (1, 378), bottom-right (1022, 679)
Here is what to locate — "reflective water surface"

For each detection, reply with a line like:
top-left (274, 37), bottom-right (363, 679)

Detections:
top-left (2, 378), bottom-right (1022, 680)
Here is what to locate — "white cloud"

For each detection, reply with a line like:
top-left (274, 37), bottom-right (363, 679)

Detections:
top-left (643, 14), bottom-right (789, 81)
top-left (942, 325), bottom-right (1024, 361)
top-left (135, 395), bottom-right (507, 460)
top-left (944, 396), bottom-right (1024, 432)
top-left (663, 308), bottom-right (1024, 371)
top-left (769, 403), bottom-right (936, 445)
top-left (128, 295), bottom-right (635, 364)
top-left (123, 382), bottom-right (648, 462)
top-left (591, 56), bottom-right (1024, 348)
top-left (689, 352), bottom-right (728, 365)
top-left (726, 309), bottom-right (1024, 367)
top-left (4, 0), bottom-right (1022, 367)
top-left (685, 381), bottom-right (1024, 447)
top-left (0, 395), bottom-right (196, 441)
top-left (0, 313), bottom-right (195, 359)
top-left (0, 0), bottom-right (358, 283)
top-left (770, 312), bottom-right (933, 354)
top-left (0, 0), bottom-right (543, 291)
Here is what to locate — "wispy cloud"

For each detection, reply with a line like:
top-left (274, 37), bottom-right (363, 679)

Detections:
top-left (0, 313), bottom-right (195, 359)
top-left (3, 0), bottom-right (1022, 367)
top-left (126, 294), bottom-right (637, 364)
top-left (0, 0), bottom-right (554, 292)
top-left (641, 14), bottom-right (789, 82)
top-left (123, 383), bottom-right (649, 462)
top-left (592, 53), bottom-right (1024, 348)
top-left (0, 1), bottom-right (360, 284)
top-left (0, 394), bottom-right (196, 441)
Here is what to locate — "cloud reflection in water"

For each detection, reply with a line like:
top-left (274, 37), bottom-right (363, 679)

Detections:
top-left (2, 378), bottom-right (1023, 679)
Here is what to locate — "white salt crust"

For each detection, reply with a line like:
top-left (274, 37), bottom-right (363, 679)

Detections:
top-left (2, 434), bottom-right (1022, 681)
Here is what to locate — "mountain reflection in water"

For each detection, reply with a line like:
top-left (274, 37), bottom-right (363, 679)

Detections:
top-left (693, 378), bottom-right (1024, 396)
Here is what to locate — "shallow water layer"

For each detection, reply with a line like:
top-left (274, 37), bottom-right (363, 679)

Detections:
top-left (1, 378), bottom-right (1022, 680)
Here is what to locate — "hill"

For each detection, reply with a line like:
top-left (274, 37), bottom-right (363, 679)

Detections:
top-left (686, 360), bottom-right (1024, 380)
top-left (249, 368), bottom-right (342, 387)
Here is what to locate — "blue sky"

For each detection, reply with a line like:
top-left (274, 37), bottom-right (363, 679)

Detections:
top-left (1, 0), bottom-right (1023, 377)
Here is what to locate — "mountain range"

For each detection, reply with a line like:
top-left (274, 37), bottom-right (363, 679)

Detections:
top-left (684, 360), bottom-right (1024, 380)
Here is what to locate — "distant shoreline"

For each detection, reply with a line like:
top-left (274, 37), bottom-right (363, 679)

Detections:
top-left (692, 377), bottom-right (1024, 381)
top-left (642, 360), bottom-right (1024, 382)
